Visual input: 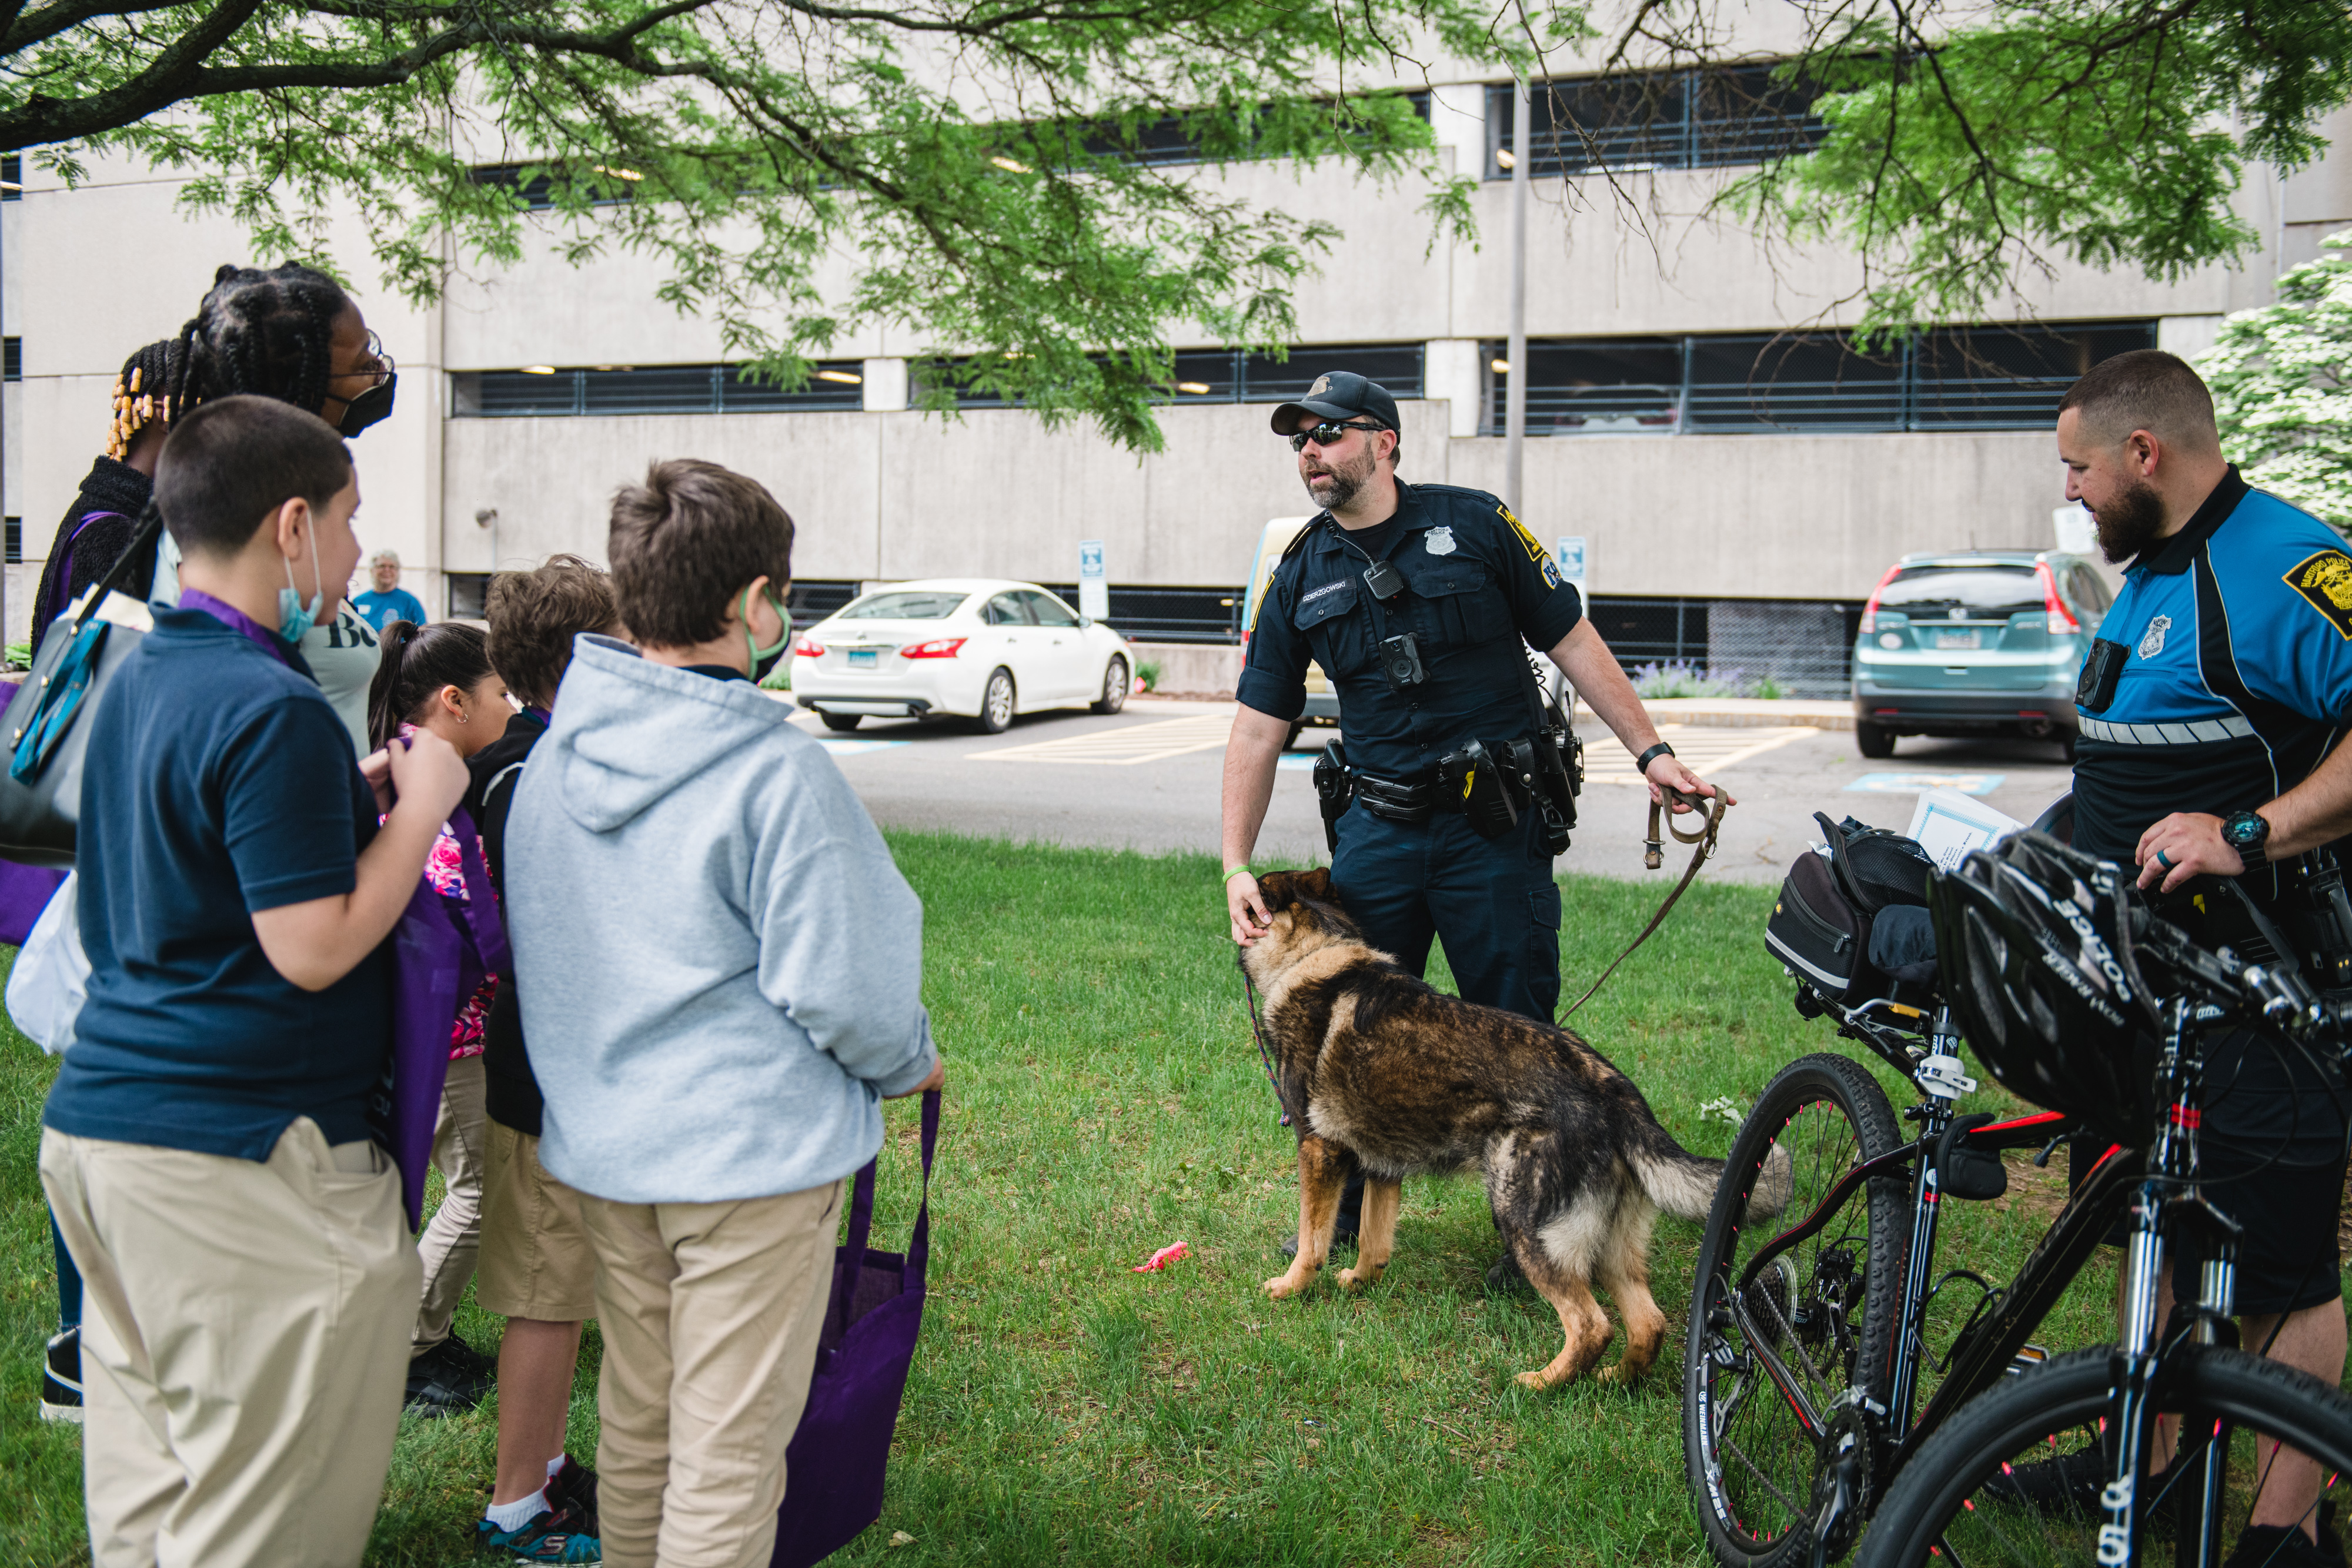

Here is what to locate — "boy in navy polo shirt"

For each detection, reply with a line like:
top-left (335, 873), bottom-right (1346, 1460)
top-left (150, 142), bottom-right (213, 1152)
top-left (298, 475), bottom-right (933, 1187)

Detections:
top-left (40, 395), bottom-right (472, 1568)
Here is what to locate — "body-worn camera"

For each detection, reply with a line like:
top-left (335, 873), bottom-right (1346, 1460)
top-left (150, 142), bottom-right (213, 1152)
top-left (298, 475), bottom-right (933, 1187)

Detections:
top-left (1312, 738), bottom-right (1353, 854)
top-left (2077, 637), bottom-right (2128, 713)
top-left (1378, 631), bottom-right (1426, 693)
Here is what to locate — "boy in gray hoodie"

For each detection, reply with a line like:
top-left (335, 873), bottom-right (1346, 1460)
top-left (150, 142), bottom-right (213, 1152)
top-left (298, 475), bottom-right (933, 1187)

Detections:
top-left (505, 460), bottom-right (943, 1568)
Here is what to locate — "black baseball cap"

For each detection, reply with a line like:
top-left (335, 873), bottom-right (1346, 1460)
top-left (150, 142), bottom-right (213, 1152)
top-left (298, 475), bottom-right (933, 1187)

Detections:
top-left (1268, 370), bottom-right (1399, 436)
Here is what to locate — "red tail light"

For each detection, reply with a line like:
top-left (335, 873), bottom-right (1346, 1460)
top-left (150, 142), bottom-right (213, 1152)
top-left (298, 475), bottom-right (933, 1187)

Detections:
top-left (793, 636), bottom-right (824, 658)
top-left (2037, 561), bottom-right (2077, 635)
top-left (1859, 564), bottom-right (1902, 636)
top-left (900, 637), bottom-right (967, 660)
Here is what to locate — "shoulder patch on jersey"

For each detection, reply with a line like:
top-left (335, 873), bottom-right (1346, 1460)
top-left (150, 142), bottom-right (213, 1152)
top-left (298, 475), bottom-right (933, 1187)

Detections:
top-left (1541, 556), bottom-right (1562, 590)
top-left (1496, 504), bottom-right (1548, 564)
top-left (2284, 549), bottom-right (2352, 640)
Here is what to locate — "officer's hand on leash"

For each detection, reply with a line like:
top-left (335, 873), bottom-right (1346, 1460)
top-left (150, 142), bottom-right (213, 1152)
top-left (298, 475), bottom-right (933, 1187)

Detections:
top-left (2136, 811), bottom-right (2242, 893)
top-left (1228, 870), bottom-right (1272, 947)
top-left (1646, 753), bottom-right (1731, 813)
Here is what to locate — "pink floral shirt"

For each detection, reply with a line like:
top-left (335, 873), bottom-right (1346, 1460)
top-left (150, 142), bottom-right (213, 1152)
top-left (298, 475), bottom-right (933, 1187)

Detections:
top-left (426, 821), bottom-right (499, 1060)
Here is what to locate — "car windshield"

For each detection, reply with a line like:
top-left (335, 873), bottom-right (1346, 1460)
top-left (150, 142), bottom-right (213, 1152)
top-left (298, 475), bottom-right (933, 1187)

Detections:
top-left (1878, 566), bottom-right (2042, 618)
top-left (838, 590), bottom-right (968, 621)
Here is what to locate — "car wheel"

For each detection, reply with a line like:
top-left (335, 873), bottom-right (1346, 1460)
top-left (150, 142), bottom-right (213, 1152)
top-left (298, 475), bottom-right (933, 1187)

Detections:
top-left (973, 668), bottom-right (1015, 734)
top-left (1090, 656), bottom-right (1130, 715)
top-left (1856, 720), bottom-right (1896, 760)
top-left (818, 711), bottom-right (863, 733)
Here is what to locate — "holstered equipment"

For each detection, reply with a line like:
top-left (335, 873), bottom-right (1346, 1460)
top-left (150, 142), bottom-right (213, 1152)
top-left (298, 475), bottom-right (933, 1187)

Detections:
top-left (1437, 738), bottom-right (1521, 840)
top-left (1313, 739), bottom-right (1352, 854)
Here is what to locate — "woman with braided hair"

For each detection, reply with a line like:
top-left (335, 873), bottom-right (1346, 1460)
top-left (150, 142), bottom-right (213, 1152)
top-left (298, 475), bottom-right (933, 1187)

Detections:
top-left (141, 262), bottom-right (402, 754)
top-left (26, 338), bottom-right (185, 658)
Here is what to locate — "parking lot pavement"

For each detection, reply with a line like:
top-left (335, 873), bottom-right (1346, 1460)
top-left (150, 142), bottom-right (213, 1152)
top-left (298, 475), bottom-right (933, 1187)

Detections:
top-left (784, 695), bottom-right (2078, 886)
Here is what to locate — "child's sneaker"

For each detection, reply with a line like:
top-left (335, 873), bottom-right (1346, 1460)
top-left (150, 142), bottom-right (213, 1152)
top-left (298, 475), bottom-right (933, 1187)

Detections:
top-left (475, 1504), bottom-right (600, 1563)
top-left (39, 1328), bottom-right (82, 1423)
top-left (546, 1455), bottom-right (599, 1533)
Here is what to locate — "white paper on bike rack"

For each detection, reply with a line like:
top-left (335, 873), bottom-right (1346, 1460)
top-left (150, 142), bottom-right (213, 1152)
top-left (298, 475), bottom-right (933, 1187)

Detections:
top-left (1905, 787), bottom-right (2024, 871)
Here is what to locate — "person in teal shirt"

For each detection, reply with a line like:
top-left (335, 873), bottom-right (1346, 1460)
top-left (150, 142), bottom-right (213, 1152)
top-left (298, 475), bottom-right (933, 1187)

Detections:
top-left (353, 548), bottom-right (428, 630)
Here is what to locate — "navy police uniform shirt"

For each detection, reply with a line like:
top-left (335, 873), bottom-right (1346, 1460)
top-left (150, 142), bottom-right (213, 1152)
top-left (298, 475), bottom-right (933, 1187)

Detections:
top-left (44, 606), bottom-right (387, 1161)
top-left (1237, 482), bottom-right (1584, 780)
top-left (2072, 467), bottom-right (2352, 866)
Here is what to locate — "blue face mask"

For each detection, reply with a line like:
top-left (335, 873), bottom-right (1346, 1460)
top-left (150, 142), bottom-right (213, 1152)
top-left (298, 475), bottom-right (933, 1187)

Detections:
top-left (279, 546), bottom-right (326, 642)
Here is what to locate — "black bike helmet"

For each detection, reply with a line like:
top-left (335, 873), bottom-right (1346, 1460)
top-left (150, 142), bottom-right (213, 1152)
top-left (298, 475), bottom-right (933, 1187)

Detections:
top-left (1928, 831), bottom-right (2158, 1139)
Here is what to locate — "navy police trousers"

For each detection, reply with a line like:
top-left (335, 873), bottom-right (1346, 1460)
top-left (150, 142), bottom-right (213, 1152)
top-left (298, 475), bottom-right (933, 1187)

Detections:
top-left (1329, 804), bottom-right (1562, 1025)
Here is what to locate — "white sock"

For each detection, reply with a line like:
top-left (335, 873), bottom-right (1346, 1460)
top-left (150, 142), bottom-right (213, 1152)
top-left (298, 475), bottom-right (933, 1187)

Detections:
top-left (546, 1456), bottom-right (566, 1480)
top-left (485, 1488), bottom-right (549, 1533)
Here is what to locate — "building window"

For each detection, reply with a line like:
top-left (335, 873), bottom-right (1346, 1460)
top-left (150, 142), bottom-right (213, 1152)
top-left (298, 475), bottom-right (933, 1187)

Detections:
top-left (4, 517), bottom-right (19, 565)
top-left (1074, 91), bottom-right (1431, 168)
top-left (2, 156), bottom-right (20, 200)
top-left (1485, 64), bottom-right (1824, 179)
top-left (4, 337), bottom-right (19, 381)
top-left (1484, 320), bottom-right (2156, 435)
top-left (450, 362), bottom-right (868, 417)
top-left (447, 573), bottom-right (490, 619)
top-left (918, 342), bottom-right (1427, 410)
top-left (466, 163), bottom-right (639, 212)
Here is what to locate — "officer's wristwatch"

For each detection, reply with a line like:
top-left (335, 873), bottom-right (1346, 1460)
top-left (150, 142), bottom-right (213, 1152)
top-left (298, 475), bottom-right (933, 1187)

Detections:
top-left (2220, 808), bottom-right (2272, 868)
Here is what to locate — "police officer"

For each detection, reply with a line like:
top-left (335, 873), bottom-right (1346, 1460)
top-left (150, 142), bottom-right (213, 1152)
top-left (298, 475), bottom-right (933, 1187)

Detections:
top-left (2059, 349), bottom-right (2352, 1560)
top-left (1220, 372), bottom-right (1720, 1255)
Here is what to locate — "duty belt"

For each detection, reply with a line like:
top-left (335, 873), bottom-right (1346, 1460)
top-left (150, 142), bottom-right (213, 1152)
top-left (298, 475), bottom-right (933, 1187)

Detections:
top-left (1349, 769), bottom-right (1455, 824)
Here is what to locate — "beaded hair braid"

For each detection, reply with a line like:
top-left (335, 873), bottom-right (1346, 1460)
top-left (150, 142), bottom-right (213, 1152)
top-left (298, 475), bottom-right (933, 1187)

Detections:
top-left (163, 262), bottom-right (351, 423)
top-left (105, 339), bottom-right (189, 460)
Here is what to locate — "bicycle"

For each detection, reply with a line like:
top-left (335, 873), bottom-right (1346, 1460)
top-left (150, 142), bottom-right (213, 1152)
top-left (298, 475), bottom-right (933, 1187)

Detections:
top-left (1683, 831), bottom-right (2352, 1568)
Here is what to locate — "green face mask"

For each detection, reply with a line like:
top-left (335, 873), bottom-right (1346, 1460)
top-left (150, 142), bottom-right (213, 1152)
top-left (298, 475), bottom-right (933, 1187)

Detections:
top-left (746, 586), bottom-right (792, 680)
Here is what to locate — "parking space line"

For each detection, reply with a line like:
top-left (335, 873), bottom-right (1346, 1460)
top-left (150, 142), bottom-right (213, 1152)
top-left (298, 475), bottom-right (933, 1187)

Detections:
top-left (1579, 723), bottom-right (1818, 784)
top-left (970, 713), bottom-right (1235, 765)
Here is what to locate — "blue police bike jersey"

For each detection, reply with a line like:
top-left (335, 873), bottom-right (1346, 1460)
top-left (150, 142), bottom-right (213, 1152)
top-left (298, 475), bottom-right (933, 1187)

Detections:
top-left (1236, 482), bottom-right (1585, 780)
top-left (2072, 468), bottom-right (2352, 866)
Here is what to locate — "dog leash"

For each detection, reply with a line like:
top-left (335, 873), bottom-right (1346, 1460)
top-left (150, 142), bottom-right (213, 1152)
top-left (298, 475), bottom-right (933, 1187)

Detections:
top-left (1561, 784), bottom-right (1730, 1019)
top-left (1239, 968), bottom-right (1292, 1126)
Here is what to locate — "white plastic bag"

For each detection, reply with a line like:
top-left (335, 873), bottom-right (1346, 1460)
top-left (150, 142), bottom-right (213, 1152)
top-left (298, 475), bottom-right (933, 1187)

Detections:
top-left (8, 871), bottom-right (88, 1054)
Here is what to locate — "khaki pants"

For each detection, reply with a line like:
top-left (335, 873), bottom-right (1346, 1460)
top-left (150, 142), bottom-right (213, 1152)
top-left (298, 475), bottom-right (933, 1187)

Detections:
top-left (414, 1052), bottom-right (489, 1354)
top-left (41, 1121), bottom-right (419, 1568)
top-left (580, 1181), bottom-right (842, 1568)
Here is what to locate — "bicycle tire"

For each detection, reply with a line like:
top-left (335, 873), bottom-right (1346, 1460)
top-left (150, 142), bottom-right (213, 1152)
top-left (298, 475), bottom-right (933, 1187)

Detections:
top-left (1685, 1051), bottom-right (1911, 1568)
top-left (1857, 1345), bottom-right (2352, 1568)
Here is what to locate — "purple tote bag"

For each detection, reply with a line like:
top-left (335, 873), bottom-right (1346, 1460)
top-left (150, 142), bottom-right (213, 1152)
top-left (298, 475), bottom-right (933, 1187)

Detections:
top-left (771, 1088), bottom-right (939, 1568)
top-left (373, 806), bottom-right (509, 1228)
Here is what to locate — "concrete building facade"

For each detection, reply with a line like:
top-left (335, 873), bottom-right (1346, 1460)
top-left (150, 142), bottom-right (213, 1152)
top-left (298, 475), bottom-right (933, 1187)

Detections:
top-left (5, 72), bottom-right (2347, 690)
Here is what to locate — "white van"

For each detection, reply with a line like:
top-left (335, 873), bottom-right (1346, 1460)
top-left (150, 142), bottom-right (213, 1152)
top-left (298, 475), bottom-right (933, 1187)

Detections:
top-left (1240, 516), bottom-right (1342, 744)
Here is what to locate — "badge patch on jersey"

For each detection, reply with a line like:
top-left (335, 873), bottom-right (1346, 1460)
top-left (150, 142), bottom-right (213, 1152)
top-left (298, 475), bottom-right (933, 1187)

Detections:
top-left (2137, 614), bottom-right (2171, 660)
top-left (1541, 556), bottom-right (1563, 590)
top-left (1497, 504), bottom-right (1548, 564)
top-left (1424, 526), bottom-right (1457, 556)
top-left (2286, 550), bottom-right (2352, 640)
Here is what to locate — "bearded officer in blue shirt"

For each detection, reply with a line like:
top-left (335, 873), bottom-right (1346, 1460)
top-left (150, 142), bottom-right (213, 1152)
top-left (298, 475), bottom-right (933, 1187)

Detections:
top-left (2060, 349), bottom-right (2352, 1559)
top-left (1219, 371), bottom-right (1721, 1268)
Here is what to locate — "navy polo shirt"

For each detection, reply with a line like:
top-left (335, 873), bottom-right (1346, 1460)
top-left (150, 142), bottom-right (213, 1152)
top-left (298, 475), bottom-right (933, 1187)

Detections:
top-left (2072, 469), bottom-right (2352, 866)
top-left (44, 606), bottom-right (387, 1160)
top-left (1238, 482), bottom-right (1584, 779)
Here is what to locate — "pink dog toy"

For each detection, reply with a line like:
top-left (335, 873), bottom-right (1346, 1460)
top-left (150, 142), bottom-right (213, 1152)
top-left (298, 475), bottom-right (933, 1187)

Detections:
top-left (1132, 1240), bottom-right (1191, 1273)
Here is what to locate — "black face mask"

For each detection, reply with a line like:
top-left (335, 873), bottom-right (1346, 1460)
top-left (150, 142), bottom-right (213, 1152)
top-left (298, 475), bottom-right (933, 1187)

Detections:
top-left (336, 372), bottom-right (396, 438)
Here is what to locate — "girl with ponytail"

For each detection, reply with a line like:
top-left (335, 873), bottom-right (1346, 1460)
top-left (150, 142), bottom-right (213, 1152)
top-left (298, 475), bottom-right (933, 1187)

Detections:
top-left (368, 618), bottom-right (515, 1405)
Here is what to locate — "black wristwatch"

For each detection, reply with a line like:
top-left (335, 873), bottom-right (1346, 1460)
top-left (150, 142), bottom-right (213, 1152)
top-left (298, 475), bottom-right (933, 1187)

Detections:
top-left (1634, 741), bottom-right (1676, 775)
top-left (2221, 808), bottom-right (2272, 867)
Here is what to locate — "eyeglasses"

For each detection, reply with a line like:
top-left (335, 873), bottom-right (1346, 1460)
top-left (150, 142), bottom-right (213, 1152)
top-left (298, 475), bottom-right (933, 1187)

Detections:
top-left (1288, 420), bottom-right (1385, 453)
top-left (329, 331), bottom-right (395, 389)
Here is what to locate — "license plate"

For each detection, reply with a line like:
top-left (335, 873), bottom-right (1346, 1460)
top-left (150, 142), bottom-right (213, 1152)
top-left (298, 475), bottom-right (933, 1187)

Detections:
top-left (1935, 630), bottom-right (1981, 651)
top-left (848, 648), bottom-right (878, 668)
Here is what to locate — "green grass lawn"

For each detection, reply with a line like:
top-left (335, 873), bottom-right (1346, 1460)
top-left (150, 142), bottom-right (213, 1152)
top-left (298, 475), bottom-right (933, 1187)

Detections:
top-left (0, 831), bottom-right (2242, 1565)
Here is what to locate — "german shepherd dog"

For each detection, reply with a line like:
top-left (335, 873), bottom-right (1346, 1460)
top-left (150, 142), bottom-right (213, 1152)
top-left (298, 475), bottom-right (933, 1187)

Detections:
top-left (1242, 868), bottom-right (1789, 1390)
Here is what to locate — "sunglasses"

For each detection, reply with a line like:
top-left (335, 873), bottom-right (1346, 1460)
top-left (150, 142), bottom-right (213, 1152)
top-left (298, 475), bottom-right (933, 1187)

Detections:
top-left (1288, 420), bottom-right (1385, 453)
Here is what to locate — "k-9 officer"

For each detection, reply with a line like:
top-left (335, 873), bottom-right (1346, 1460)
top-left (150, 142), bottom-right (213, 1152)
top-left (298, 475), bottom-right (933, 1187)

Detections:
top-left (1221, 371), bottom-right (1721, 1017)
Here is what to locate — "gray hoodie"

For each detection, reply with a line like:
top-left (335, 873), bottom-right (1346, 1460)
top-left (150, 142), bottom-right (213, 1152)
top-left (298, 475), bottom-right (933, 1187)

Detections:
top-left (505, 635), bottom-right (938, 1204)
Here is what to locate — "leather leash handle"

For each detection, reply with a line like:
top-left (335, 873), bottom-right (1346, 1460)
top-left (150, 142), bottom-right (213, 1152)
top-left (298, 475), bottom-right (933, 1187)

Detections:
top-left (1564, 786), bottom-right (1730, 1020)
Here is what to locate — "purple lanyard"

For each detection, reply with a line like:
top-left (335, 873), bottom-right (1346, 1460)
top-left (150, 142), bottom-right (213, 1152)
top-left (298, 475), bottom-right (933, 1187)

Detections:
top-left (179, 589), bottom-right (294, 668)
top-left (524, 705), bottom-right (552, 725)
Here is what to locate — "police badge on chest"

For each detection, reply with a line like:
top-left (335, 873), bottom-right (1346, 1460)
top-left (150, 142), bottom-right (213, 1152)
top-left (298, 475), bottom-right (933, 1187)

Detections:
top-left (2138, 615), bottom-right (2171, 659)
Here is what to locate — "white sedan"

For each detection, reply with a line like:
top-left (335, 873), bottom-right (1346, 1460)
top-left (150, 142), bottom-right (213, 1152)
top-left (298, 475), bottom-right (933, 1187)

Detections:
top-left (790, 579), bottom-right (1134, 734)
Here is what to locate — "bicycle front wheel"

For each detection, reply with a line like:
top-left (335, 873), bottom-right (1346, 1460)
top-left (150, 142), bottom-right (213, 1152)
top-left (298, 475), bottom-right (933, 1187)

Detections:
top-left (1859, 1345), bottom-right (2352, 1568)
top-left (1685, 1051), bottom-right (1910, 1568)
